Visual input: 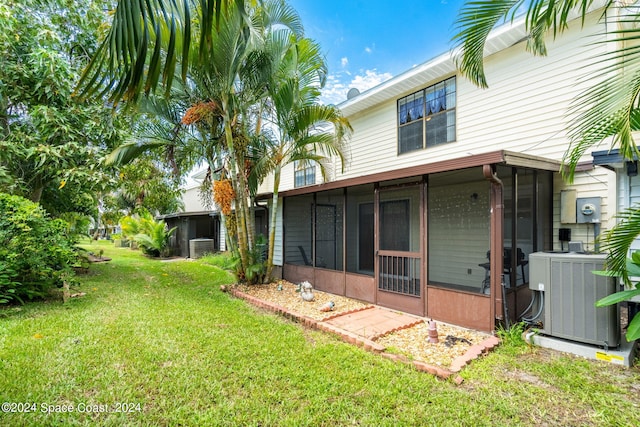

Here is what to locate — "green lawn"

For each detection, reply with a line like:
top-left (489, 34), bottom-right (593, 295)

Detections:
top-left (1, 241), bottom-right (639, 426)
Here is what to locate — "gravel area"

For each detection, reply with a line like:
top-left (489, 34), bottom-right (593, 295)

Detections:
top-left (237, 280), bottom-right (493, 368)
top-left (237, 280), bottom-right (370, 321)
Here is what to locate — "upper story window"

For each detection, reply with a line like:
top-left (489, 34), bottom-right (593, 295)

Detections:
top-left (397, 76), bottom-right (456, 154)
top-left (294, 161), bottom-right (315, 187)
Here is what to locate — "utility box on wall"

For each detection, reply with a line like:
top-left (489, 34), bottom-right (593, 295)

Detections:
top-left (576, 197), bottom-right (601, 224)
top-left (560, 190), bottom-right (577, 224)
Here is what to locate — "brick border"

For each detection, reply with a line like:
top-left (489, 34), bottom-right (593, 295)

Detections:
top-left (229, 288), bottom-right (500, 384)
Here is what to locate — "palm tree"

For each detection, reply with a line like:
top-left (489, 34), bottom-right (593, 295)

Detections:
top-left (75, 0), bottom-right (250, 106)
top-left (77, 0), bottom-right (307, 282)
top-left (451, 0), bottom-right (640, 339)
top-left (253, 37), bottom-right (352, 280)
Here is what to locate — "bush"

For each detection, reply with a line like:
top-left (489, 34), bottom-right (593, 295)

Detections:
top-left (120, 213), bottom-right (175, 257)
top-left (0, 193), bottom-right (78, 303)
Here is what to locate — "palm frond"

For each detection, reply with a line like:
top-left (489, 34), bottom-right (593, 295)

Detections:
top-left (599, 206), bottom-right (640, 286)
top-left (563, 12), bottom-right (640, 180)
top-left (452, 0), bottom-right (522, 88)
top-left (525, 1), bottom-right (611, 55)
top-left (104, 141), bottom-right (169, 166)
top-left (76, 1), bottom-right (249, 106)
top-left (453, 1), bottom-right (614, 88)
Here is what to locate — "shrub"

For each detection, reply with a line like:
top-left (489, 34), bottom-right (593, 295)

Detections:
top-left (120, 213), bottom-right (176, 257)
top-left (0, 193), bottom-right (78, 303)
top-left (232, 234), bottom-right (267, 284)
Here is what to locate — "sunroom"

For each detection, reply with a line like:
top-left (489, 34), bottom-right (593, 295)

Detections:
top-left (278, 150), bottom-right (557, 332)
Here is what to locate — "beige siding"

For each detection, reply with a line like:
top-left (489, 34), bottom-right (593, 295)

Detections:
top-left (553, 167), bottom-right (616, 251)
top-left (269, 13), bottom-right (608, 196)
top-left (429, 180), bottom-right (491, 289)
top-left (181, 187), bottom-right (207, 212)
top-left (343, 15), bottom-right (605, 180)
top-left (264, 9), bottom-right (619, 258)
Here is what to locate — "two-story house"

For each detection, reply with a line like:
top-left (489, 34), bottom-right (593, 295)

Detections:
top-left (260, 4), bottom-right (620, 333)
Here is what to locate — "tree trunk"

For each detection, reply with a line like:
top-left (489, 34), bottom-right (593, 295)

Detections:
top-left (223, 115), bottom-right (249, 276)
top-left (30, 175), bottom-right (44, 203)
top-left (265, 166), bottom-right (281, 281)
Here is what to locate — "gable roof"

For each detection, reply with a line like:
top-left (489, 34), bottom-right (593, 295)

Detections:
top-left (337, 15), bottom-right (528, 117)
top-left (337, 0), bottom-right (610, 117)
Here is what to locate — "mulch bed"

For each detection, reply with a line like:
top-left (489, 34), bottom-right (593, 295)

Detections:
top-left (237, 280), bottom-right (492, 369)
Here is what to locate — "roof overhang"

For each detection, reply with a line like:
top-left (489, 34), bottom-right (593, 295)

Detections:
top-left (592, 148), bottom-right (638, 169)
top-left (157, 210), bottom-right (218, 219)
top-left (270, 150), bottom-right (562, 199)
top-left (337, 17), bottom-right (530, 117)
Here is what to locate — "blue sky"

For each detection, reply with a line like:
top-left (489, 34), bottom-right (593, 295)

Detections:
top-left (287, 0), bottom-right (467, 104)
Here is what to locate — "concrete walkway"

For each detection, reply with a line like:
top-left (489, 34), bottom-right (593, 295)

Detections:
top-left (325, 306), bottom-right (424, 340)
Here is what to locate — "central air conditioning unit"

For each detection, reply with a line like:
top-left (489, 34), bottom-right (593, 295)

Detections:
top-left (529, 252), bottom-right (620, 348)
top-left (189, 238), bottom-right (215, 259)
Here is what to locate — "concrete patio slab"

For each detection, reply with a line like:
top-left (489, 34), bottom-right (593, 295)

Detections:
top-left (323, 306), bottom-right (424, 340)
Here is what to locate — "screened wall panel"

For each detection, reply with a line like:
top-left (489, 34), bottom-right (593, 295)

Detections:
top-left (346, 184), bottom-right (374, 275)
top-left (315, 190), bottom-right (344, 270)
top-left (283, 195), bottom-right (313, 265)
top-left (428, 169), bottom-right (490, 291)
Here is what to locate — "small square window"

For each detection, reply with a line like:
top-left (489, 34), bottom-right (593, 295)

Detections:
top-left (294, 161), bottom-right (315, 187)
top-left (398, 77), bottom-right (456, 154)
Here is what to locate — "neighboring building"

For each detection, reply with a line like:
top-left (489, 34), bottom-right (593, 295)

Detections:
top-left (163, 174), bottom-right (269, 258)
top-left (258, 4), bottom-right (621, 332)
top-left (160, 183), bottom-right (222, 258)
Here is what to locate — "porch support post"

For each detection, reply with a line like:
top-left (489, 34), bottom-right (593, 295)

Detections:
top-left (373, 183), bottom-right (379, 306)
top-left (483, 165), bottom-right (504, 328)
top-left (421, 175), bottom-right (427, 316)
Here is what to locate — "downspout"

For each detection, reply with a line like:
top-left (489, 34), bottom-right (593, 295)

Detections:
top-left (483, 165), bottom-right (504, 329)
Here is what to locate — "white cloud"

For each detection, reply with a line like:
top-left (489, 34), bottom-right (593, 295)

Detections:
top-left (364, 46), bottom-right (372, 54)
top-left (351, 70), bottom-right (393, 91)
top-left (341, 57), bottom-right (349, 67)
top-left (320, 69), bottom-right (393, 105)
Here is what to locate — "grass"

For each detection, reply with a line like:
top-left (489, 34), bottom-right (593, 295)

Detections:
top-left (0, 240), bottom-right (639, 426)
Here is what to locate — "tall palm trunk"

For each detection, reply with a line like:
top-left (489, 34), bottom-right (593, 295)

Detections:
top-left (265, 164), bottom-right (281, 280)
top-left (222, 108), bottom-right (250, 276)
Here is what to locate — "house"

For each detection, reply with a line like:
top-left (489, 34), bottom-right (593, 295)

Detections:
top-left (592, 148), bottom-right (640, 317)
top-left (163, 173), bottom-right (270, 258)
top-left (260, 4), bottom-right (620, 332)
top-left (159, 182), bottom-right (222, 258)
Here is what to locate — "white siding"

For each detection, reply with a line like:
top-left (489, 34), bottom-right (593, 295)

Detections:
top-left (219, 220), bottom-right (226, 252)
top-left (265, 11), bottom-right (607, 192)
top-left (630, 174), bottom-right (640, 208)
